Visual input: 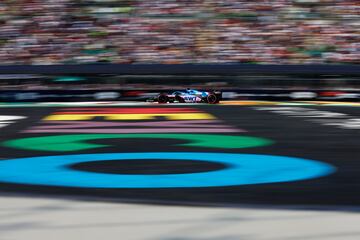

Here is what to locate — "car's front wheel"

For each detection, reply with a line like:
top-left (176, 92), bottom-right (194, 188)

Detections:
top-left (158, 94), bottom-right (169, 103)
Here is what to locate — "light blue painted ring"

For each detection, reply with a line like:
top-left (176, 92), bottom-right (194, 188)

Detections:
top-left (0, 152), bottom-right (335, 188)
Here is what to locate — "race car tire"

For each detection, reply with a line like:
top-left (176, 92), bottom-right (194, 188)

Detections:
top-left (207, 94), bottom-right (218, 104)
top-left (158, 94), bottom-right (169, 104)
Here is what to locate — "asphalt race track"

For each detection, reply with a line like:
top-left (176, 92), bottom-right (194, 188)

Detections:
top-left (0, 104), bottom-right (359, 208)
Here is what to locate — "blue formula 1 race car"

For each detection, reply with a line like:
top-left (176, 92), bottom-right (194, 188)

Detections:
top-left (154, 89), bottom-right (221, 104)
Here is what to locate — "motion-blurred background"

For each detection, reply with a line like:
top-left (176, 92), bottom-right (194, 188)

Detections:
top-left (0, 0), bottom-right (359, 65)
top-left (0, 0), bottom-right (359, 101)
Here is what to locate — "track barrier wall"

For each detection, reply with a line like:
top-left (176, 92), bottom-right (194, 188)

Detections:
top-left (0, 64), bottom-right (360, 101)
top-left (1, 89), bottom-right (360, 101)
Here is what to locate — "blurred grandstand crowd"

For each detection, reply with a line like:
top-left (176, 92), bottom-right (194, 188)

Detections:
top-left (0, 0), bottom-right (358, 65)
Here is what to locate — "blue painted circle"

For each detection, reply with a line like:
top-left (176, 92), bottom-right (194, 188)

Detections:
top-left (0, 152), bottom-right (335, 188)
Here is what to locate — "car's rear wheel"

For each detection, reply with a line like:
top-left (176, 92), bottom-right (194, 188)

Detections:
top-left (207, 94), bottom-right (218, 104)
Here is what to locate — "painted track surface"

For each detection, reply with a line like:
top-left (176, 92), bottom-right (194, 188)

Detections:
top-left (1, 103), bottom-right (360, 240)
top-left (0, 104), bottom-right (359, 207)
